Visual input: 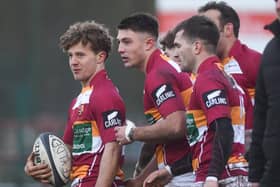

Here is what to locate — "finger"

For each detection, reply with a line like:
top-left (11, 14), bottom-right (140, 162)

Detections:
top-left (29, 165), bottom-right (51, 177)
top-left (32, 169), bottom-right (52, 182)
top-left (146, 173), bottom-right (158, 184)
top-left (114, 127), bottom-right (120, 132)
top-left (41, 179), bottom-right (51, 184)
top-left (27, 152), bottom-right (35, 161)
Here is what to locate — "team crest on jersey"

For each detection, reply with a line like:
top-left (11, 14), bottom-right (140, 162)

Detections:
top-left (102, 110), bottom-right (122, 129)
top-left (202, 89), bottom-right (227, 109)
top-left (223, 57), bottom-right (243, 74)
top-left (152, 84), bottom-right (176, 107)
top-left (77, 105), bottom-right (84, 116)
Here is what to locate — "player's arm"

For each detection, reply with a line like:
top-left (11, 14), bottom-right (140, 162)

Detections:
top-left (126, 155), bottom-right (158, 187)
top-left (133, 143), bottom-right (156, 177)
top-left (95, 141), bottom-right (122, 187)
top-left (144, 153), bottom-right (192, 186)
top-left (132, 110), bottom-right (186, 143)
top-left (24, 152), bottom-right (52, 184)
top-left (206, 117), bottom-right (234, 181)
top-left (115, 110), bottom-right (186, 144)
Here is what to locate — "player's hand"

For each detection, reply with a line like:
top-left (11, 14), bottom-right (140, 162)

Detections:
top-left (125, 178), bottom-right (142, 187)
top-left (203, 180), bottom-right (219, 187)
top-left (114, 126), bottom-right (131, 145)
top-left (24, 152), bottom-right (52, 183)
top-left (143, 168), bottom-right (172, 187)
top-left (248, 182), bottom-right (260, 187)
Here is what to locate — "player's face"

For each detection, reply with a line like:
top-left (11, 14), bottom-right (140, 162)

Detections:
top-left (67, 42), bottom-right (100, 86)
top-left (200, 9), bottom-right (226, 58)
top-left (276, 0), bottom-right (280, 20)
top-left (174, 30), bottom-right (195, 72)
top-left (164, 47), bottom-right (181, 65)
top-left (117, 29), bottom-right (147, 69)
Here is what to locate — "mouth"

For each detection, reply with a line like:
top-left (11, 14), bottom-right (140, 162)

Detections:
top-left (121, 56), bottom-right (129, 63)
top-left (72, 69), bottom-right (81, 74)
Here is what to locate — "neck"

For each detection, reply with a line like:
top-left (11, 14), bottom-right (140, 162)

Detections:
top-left (221, 37), bottom-right (237, 59)
top-left (141, 47), bottom-right (157, 74)
top-left (81, 64), bottom-right (104, 87)
top-left (193, 52), bottom-right (215, 74)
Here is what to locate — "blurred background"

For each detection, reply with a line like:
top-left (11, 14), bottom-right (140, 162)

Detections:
top-left (0, 0), bottom-right (275, 186)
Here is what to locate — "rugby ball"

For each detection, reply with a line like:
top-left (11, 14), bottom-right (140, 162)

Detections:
top-left (33, 132), bottom-right (72, 187)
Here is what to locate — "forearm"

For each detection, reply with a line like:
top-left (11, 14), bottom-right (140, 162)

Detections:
top-left (133, 111), bottom-right (186, 143)
top-left (208, 118), bottom-right (233, 178)
top-left (135, 155), bottom-right (158, 184)
top-left (95, 142), bottom-right (121, 187)
top-left (134, 143), bottom-right (156, 176)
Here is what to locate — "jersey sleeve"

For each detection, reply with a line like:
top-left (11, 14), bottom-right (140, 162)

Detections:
top-left (246, 53), bottom-right (261, 88)
top-left (145, 70), bottom-right (186, 118)
top-left (91, 86), bottom-right (126, 144)
top-left (195, 75), bottom-right (231, 126)
top-left (63, 100), bottom-right (75, 146)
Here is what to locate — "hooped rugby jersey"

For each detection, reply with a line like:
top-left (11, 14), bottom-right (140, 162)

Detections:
top-left (222, 40), bottom-right (261, 129)
top-left (63, 70), bottom-right (125, 186)
top-left (186, 56), bottom-right (248, 182)
top-left (144, 49), bottom-right (193, 169)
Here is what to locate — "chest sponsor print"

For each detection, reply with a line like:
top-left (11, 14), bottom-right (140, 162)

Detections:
top-left (152, 84), bottom-right (176, 107)
top-left (102, 110), bottom-right (122, 129)
top-left (73, 123), bottom-right (92, 154)
top-left (186, 113), bottom-right (199, 145)
top-left (202, 89), bottom-right (227, 109)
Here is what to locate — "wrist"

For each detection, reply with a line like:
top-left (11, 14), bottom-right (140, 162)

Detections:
top-left (165, 165), bottom-right (173, 176)
top-left (205, 176), bottom-right (218, 182)
top-left (125, 120), bottom-right (136, 142)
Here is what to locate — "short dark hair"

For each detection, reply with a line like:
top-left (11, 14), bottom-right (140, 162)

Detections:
top-left (59, 20), bottom-right (113, 59)
top-left (174, 15), bottom-right (220, 54)
top-left (198, 1), bottom-right (240, 38)
top-left (160, 30), bottom-right (176, 51)
top-left (117, 13), bottom-right (159, 39)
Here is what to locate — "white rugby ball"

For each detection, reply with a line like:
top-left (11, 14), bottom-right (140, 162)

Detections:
top-left (33, 132), bottom-right (72, 186)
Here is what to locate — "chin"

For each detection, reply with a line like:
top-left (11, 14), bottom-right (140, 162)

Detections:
top-left (124, 63), bottom-right (133, 68)
top-left (73, 76), bottom-right (82, 81)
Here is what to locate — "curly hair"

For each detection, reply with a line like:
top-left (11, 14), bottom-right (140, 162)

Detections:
top-left (59, 20), bottom-right (113, 59)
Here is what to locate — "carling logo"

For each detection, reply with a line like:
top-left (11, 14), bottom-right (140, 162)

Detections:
top-left (103, 110), bottom-right (122, 128)
top-left (152, 84), bottom-right (176, 107)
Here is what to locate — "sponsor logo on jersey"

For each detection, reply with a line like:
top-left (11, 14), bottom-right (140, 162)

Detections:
top-left (186, 113), bottom-right (199, 146)
top-left (152, 84), bottom-right (176, 107)
top-left (224, 58), bottom-right (243, 74)
top-left (73, 123), bottom-right (92, 153)
top-left (203, 89), bottom-right (227, 109)
top-left (102, 110), bottom-right (122, 128)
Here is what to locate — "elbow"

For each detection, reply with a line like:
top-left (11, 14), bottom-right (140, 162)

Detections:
top-left (172, 124), bottom-right (186, 138)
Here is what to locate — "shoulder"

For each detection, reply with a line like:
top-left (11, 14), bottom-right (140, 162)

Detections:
top-left (240, 42), bottom-right (262, 62)
top-left (195, 69), bottom-right (227, 90)
top-left (92, 78), bottom-right (123, 101)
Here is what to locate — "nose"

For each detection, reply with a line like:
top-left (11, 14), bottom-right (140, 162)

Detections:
top-left (277, 0), bottom-right (280, 9)
top-left (69, 56), bottom-right (79, 66)
top-left (118, 43), bottom-right (124, 54)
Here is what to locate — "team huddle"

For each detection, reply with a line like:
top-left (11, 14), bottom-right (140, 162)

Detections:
top-left (24, 1), bottom-right (280, 187)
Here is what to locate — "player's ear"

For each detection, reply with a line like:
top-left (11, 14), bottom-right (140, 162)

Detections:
top-left (192, 40), bottom-right (202, 55)
top-left (144, 37), bottom-right (156, 51)
top-left (96, 51), bottom-right (107, 64)
top-left (222, 23), bottom-right (234, 38)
